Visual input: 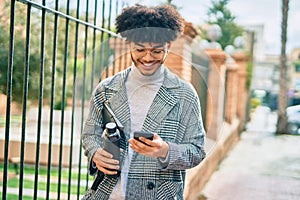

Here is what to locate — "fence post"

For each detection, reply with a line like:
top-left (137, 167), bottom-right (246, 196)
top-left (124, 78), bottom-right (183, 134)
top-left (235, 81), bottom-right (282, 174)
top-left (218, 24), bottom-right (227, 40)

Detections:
top-left (164, 36), bottom-right (194, 82)
top-left (205, 49), bottom-right (227, 140)
top-left (232, 53), bottom-right (248, 130)
top-left (225, 59), bottom-right (239, 123)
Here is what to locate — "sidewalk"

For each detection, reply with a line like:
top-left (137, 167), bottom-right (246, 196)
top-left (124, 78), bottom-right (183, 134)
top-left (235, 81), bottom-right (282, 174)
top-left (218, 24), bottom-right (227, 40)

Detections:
top-left (200, 106), bottom-right (300, 200)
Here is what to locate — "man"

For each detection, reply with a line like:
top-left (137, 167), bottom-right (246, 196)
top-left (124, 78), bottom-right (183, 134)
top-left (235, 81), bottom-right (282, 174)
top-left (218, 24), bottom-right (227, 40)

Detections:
top-left (82, 4), bottom-right (206, 200)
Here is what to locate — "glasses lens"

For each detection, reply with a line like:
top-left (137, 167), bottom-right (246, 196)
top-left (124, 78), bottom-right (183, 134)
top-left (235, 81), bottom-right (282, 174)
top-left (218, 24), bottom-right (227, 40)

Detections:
top-left (150, 49), bottom-right (165, 58)
top-left (132, 47), bottom-right (166, 59)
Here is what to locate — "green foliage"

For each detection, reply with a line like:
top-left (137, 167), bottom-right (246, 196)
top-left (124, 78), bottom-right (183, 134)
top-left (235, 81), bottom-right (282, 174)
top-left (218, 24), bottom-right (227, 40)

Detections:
top-left (0, 193), bottom-right (44, 200)
top-left (203, 0), bottom-right (244, 49)
top-left (293, 60), bottom-right (300, 72)
top-left (251, 98), bottom-right (261, 109)
top-left (54, 100), bottom-right (67, 110)
top-left (0, 1), bottom-right (115, 108)
top-left (246, 62), bottom-right (253, 91)
top-left (0, 3), bottom-right (51, 105)
top-left (0, 163), bottom-right (92, 198)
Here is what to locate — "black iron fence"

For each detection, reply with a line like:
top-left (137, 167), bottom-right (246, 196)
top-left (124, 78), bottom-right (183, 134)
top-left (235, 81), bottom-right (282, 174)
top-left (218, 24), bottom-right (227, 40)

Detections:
top-left (0, 0), bottom-right (209, 199)
top-left (1, 0), bottom-right (124, 199)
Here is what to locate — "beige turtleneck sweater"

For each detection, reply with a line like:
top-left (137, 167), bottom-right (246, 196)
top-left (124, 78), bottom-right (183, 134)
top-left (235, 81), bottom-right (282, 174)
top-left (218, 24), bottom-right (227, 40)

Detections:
top-left (109, 65), bottom-right (164, 199)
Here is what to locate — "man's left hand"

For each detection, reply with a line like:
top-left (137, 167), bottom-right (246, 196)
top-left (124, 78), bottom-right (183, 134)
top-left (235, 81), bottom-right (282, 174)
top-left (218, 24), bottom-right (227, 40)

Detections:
top-left (129, 133), bottom-right (169, 158)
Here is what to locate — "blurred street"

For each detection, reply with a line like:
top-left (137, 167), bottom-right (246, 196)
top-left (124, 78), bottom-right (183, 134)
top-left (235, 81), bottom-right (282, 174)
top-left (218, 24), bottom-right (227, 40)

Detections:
top-left (200, 106), bottom-right (300, 200)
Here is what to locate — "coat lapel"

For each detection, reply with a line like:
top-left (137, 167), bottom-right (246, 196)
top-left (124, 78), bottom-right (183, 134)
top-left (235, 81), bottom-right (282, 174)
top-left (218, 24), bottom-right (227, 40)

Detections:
top-left (102, 66), bottom-right (182, 135)
top-left (142, 67), bottom-right (180, 132)
top-left (104, 68), bottom-right (131, 137)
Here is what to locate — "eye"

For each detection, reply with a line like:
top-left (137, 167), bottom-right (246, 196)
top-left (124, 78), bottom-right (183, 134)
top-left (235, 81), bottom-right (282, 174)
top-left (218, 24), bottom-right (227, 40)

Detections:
top-left (151, 49), bottom-right (164, 54)
top-left (135, 48), bottom-right (147, 53)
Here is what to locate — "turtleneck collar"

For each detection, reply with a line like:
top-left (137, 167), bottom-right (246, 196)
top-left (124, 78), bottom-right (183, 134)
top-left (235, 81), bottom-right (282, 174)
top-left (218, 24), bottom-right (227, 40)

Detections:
top-left (128, 64), bottom-right (165, 84)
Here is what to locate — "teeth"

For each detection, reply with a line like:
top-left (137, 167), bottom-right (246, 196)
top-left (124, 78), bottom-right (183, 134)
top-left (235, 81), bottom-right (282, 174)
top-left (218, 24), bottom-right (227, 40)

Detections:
top-left (143, 63), bottom-right (154, 66)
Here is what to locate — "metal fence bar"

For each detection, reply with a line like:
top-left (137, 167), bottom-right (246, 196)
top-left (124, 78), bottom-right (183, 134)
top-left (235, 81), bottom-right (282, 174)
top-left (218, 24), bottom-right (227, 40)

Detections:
top-left (106, 0), bottom-right (113, 76)
top-left (17, 0), bottom-right (121, 38)
top-left (83, 0), bottom-right (90, 191)
top-left (46, 0), bottom-right (59, 199)
top-left (100, 0), bottom-right (106, 79)
top-left (112, 0), bottom-right (119, 75)
top-left (108, 0), bottom-right (113, 31)
top-left (2, 1), bottom-right (16, 199)
top-left (3, 0), bottom-right (124, 199)
top-left (90, 0), bottom-right (98, 93)
top-left (68, 13), bottom-right (79, 200)
top-left (191, 54), bottom-right (209, 128)
top-left (67, 2), bottom-right (78, 197)
top-left (33, 0), bottom-right (46, 199)
top-left (57, 0), bottom-right (71, 199)
top-left (75, 0), bottom-right (82, 197)
top-left (18, 2), bottom-right (31, 200)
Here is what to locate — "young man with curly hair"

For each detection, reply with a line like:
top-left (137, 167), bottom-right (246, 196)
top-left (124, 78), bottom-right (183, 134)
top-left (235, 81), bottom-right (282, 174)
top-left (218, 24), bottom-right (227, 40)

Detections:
top-left (82, 4), bottom-right (206, 200)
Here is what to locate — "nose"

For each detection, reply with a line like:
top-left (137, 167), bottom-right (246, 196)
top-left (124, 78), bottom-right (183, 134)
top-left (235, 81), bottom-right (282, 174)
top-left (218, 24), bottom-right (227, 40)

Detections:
top-left (141, 51), bottom-right (154, 61)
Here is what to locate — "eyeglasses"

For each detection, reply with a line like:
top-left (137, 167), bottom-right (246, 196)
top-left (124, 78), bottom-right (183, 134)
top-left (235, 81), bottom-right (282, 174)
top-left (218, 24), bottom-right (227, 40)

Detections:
top-left (131, 46), bottom-right (167, 59)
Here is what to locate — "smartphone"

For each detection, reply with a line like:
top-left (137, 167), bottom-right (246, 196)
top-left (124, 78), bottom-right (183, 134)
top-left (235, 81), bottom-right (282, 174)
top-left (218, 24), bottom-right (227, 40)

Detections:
top-left (133, 131), bottom-right (154, 143)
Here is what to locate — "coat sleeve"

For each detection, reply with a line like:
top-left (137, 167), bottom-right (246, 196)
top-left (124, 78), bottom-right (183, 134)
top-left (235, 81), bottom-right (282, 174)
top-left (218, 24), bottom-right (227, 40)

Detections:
top-left (81, 87), bottom-right (105, 175)
top-left (161, 85), bottom-right (206, 170)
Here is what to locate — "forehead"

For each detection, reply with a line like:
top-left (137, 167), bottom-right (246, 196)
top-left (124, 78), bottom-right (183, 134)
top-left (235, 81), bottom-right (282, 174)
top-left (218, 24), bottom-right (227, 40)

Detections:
top-left (130, 42), bottom-right (166, 48)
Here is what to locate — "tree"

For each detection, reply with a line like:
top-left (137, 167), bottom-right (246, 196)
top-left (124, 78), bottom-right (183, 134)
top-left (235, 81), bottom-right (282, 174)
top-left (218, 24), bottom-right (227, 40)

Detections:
top-left (0, 3), bottom-right (49, 105)
top-left (203, 0), bottom-right (244, 49)
top-left (0, 2), bottom-right (78, 106)
top-left (276, 0), bottom-right (289, 134)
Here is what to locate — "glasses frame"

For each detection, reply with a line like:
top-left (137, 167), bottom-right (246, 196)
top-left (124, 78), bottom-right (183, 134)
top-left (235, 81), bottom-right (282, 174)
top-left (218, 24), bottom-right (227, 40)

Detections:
top-left (130, 44), bottom-right (168, 59)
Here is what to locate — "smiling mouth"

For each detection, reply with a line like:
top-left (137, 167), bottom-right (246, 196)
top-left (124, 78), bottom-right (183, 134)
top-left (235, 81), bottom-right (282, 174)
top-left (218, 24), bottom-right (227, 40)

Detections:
top-left (143, 62), bottom-right (155, 67)
top-left (140, 61), bottom-right (159, 67)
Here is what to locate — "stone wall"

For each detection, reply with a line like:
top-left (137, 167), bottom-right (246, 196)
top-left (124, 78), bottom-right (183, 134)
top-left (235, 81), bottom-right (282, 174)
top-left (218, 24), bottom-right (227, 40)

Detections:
top-left (184, 48), bottom-right (249, 199)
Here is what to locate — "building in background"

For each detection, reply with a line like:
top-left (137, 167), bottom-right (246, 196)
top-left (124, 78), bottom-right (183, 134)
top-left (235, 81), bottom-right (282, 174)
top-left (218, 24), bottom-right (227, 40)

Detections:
top-left (244, 24), bottom-right (300, 110)
top-left (289, 48), bottom-right (300, 105)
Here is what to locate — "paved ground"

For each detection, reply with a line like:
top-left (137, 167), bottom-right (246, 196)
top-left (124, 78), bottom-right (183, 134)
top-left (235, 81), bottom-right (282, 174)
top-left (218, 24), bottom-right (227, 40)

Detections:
top-left (200, 106), bottom-right (300, 200)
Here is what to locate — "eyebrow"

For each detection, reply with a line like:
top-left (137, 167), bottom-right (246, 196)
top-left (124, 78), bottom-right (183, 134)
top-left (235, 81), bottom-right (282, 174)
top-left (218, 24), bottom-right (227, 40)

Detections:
top-left (134, 43), bottom-right (165, 49)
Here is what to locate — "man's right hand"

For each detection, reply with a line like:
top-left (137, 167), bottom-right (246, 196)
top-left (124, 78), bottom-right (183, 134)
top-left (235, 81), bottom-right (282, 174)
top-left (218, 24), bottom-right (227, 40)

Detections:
top-left (92, 148), bottom-right (120, 175)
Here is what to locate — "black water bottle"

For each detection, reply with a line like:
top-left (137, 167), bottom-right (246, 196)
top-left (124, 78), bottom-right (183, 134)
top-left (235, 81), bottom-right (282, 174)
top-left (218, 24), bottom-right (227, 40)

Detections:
top-left (103, 122), bottom-right (121, 178)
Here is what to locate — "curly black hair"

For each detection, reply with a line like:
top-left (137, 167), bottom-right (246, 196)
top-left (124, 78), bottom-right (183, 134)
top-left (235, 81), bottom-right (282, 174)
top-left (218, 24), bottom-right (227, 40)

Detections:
top-left (115, 4), bottom-right (184, 43)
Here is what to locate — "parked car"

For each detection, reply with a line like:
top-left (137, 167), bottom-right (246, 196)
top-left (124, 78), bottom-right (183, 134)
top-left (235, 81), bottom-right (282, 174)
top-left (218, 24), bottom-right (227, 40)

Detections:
top-left (287, 105), bottom-right (300, 134)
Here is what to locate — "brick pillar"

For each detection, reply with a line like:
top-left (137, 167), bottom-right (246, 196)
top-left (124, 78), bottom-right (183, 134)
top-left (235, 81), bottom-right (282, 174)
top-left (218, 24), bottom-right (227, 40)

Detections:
top-left (164, 36), bottom-right (193, 82)
top-left (205, 49), bottom-right (227, 140)
top-left (225, 59), bottom-right (239, 123)
top-left (106, 38), bottom-right (131, 78)
top-left (232, 53), bottom-right (248, 130)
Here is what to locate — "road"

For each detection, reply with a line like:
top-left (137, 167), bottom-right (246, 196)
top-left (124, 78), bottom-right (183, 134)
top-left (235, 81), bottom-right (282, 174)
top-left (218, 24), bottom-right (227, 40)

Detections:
top-left (200, 106), bottom-right (300, 200)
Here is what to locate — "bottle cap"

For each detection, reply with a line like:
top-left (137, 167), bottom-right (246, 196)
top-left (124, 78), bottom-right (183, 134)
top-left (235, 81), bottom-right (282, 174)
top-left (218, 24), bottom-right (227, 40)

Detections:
top-left (106, 122), bottom-right (117, 134)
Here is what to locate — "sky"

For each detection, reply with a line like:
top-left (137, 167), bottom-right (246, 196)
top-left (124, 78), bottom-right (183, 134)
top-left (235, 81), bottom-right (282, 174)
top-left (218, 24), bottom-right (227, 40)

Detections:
top-left (124, 0), bottom-right (300, 55)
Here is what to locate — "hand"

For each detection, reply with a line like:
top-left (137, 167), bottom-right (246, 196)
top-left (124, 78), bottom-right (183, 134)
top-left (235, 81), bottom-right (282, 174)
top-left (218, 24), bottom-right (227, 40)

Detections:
top-left (129, 133), bottom-right (169, 158)
top-left (92, 148), bottom-right (120, 175)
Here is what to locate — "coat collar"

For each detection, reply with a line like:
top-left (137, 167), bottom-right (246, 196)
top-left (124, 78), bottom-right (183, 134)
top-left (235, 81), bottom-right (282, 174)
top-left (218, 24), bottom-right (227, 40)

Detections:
top-left (103, 65), bottom-right (181, 92)
top-left (102, 65), bottom-right (181, 134)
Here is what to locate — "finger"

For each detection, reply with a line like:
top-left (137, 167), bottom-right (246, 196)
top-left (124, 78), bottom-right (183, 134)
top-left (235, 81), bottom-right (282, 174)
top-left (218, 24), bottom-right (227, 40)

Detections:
top-left (97, 166), bottom-right (118, 175)
top-left (129, 138), bottom-right (147, 149)
top-left (101, 162), bottom-right (120, 170)
top-left (138, 137), bottom-right (153, 146)
top-left (95, 158), bottom-right (119, 170)
top-left (97, 148), bottom-right (113, 158)
top-left (129, 141), bottom-right (151, 154)
top-left (153, 133), bottom-right (160, 139)
top-left (98, 155), bottom-right (119, 165)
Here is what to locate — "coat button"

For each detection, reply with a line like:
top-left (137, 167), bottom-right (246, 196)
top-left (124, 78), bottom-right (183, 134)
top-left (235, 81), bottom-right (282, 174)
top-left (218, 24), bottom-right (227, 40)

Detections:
top-left (147, 182), bottom-right (155, 190)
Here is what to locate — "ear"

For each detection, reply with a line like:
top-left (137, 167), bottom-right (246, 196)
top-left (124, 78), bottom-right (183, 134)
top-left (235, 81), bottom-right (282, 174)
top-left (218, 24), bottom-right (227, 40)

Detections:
top-left (167, 42), bottom-right (171, 49)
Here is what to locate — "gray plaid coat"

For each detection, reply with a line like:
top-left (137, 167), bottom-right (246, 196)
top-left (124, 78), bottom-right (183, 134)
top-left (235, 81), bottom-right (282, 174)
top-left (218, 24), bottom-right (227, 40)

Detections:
top-left (82, 66), bottom-right (206, 200)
